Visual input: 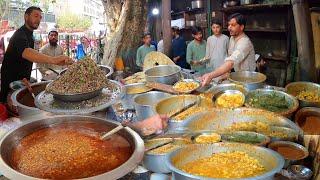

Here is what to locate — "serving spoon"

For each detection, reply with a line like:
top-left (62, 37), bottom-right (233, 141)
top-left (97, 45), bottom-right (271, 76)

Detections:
top-left (100, 124), bottom-right (124, 140)
top-left (22, 78), bottom-right (36, 99)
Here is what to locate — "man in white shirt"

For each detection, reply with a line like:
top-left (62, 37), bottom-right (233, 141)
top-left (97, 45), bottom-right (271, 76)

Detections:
top-left (206, 19), bottom-right (229, 72)
top-left (200, 13), bottom-right (256, 86)
top-left (37, 29), bottom-right (65, 79)
top-left (157, 32), bottom-right (164, 53)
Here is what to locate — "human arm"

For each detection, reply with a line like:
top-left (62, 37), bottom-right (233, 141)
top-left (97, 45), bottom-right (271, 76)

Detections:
top-left (123, 114), bottom-right (169, 136)
top-left (22, 48), bottom-right (72, 65)
top-left (136, 48), bottom-right (142, 67)
top-left (199, 60), bottom-right (234, 86)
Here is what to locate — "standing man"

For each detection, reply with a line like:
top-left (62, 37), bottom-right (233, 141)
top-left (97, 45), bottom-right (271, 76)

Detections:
top-left (186, 26), bottom-right (207, 74)
top-left (0, 6), bottom-right (72, 103)
top-left (200, 13), bottom-right (256, 86)
top-left (136, 32), bottom-right (156, 69)
top-left (37, 29), bottom-right (65, 79)
top-left (171, 26), bottom-right (189, 69)
top-left (206, 19), bottom-right (229, 72)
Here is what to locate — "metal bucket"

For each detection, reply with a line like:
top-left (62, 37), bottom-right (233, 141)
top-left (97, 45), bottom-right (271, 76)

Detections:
top-left (133, 91), bottom-right (171, 121)
top-left (229, 71), bottom-right (266, 90)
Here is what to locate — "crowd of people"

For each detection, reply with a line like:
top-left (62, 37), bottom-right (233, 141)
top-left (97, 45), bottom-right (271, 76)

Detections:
top-left (136, 13), bottom-right (257, 87)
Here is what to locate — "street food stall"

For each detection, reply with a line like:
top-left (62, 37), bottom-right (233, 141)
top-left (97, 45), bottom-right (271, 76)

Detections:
top-left (0, 52), bottom-right (319, 180)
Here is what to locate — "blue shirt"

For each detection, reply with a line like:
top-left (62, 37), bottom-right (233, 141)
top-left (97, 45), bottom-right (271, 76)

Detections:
top-left (76, 44), bottom-right (86, 60)
top-left (172, 36), bottom-right (189, 69)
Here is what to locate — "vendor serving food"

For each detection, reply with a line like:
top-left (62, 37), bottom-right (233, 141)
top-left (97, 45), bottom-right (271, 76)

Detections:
top-left (199, 13), bottom-right (256, 86)
top-left (0, 6), bottom-right (73, 103)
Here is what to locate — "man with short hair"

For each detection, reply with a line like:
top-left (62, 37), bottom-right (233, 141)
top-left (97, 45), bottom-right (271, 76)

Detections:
top-left (136, 32), bottom-right (156, 69)
top-left (206, 19), bottom-right (229, 72)
top-left (0, 6), bottom-right (72, 102)
top-left (37, 29), bottom-right (65, 79)
top-left (200, 13), bottom-right (256, 86)
top-left (186, 26), bottom-right (207, 74)
top-left (171, 26), bottom-right (188, 69)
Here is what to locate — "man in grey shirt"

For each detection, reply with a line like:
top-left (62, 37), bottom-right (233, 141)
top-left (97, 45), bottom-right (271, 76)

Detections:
top-left (37, 29), bottom-right (65, 79)
top-left (200, 13), bottom-right (256, 86)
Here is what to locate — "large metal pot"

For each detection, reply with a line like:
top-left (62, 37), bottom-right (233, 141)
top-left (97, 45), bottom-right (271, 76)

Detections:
top-left (0, 115), bottom-right (144, 180)
top-left (191, 0), bottom-right (204, 9)
top-left (229, 71), bottom-right (266, 90)
top-left (166, 143), bottom-right (285, 180)
top-left (245, 89), bottom-right (299, 118)
top-left (145, 65), bottom-right (182, 85)
top-left (285, 81), bottom-right (320, 108)
top-left (134, 91), bottom-right (171, 121)
top-left (60, 65), bottom-right (114, 78)
top-left (122, 83), bottom-right (152, 110)
top-left (181, 108), bottom-right (303, 139)
top-left (11, 81), bottom-right (52, 120)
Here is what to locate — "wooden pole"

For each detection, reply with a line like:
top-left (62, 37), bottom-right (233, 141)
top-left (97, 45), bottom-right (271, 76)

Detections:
top-left (162, 0), bottom-right (172, 57)
top-left (291, 0), bottom-right (317, 82)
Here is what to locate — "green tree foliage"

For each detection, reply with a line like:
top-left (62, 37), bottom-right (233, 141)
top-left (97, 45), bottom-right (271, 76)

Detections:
top-left (57, 13), bottom-right (92, 31)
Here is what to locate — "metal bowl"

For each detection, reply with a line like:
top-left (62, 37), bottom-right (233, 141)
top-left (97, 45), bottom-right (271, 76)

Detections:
top-left (134, 91), bottom-right (172, 121)
top-left (60, 65), bottom-right (113, 78)
top-left (173, 79), bottom-right (200, 94)
top-left (0, 115), bottom-right (144, 180)
top-left (166, 143), bottom-right (285, 180)
top-left (208, 83), bottom-right (249, 97)
top-left (47, 81), bottom-right (103, 102)
top-left (213, 89), bottom-right (245, 108)
top-left (155, 95), bottom-right (213, 130)
top-left (267, 126), bottom-right (299, 142)
top-left (268, 141), bottom-right (308, 168)
top-left (295, 107), bottom-right (320, 135)
top-left (245, 89), bottom-right (299, 118)
top-left (122, 83), bottom-right (153, 110)
top-left (285, 81), bottom-right (320, 108)
top-left (180, 108), bottom-right (303, 139)
top-left (191, 131), bottom-right (221, 144)
top-left (229, 71), bottom-right (267, 90)
top-left (145, 65), bottom-right (182, 85)
top-left (143, 137), bottom-right (191, 173)
top-left (221, 131), bottom-right (270, 146)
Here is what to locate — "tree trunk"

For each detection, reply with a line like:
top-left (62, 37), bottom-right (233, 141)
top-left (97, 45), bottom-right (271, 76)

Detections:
top-left (101, 0), bottom-right (147, 68)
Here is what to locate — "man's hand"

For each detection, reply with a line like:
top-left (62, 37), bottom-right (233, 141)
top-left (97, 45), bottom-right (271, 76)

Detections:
top-left (140, 114), bottom-right (169, 136)
top-left (198, 72), bottom-right (213, 87)
top-left (51, 55), bottom-right (73, 66)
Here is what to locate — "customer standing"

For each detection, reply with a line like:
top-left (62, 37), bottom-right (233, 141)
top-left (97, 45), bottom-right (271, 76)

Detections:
top-left (206, 19), bottom-right (229, 72)
top-left (37, 29), bottom-right (65, 79)
top-left (136, 32), bottom-right (156, 69)
top-left (186, 26), bottom-right (207, 74)
top-left (0, 6), bottom-right (72, 103)
top-left (200, 13), bottom-right (256, 86)
top-left (171, 26), bottom-right (189, 69)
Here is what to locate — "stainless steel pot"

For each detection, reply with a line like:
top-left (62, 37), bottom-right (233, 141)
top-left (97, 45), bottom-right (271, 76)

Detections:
top-left (122, 83), bottom-right (152, 110)
top-left (245, 89), bottom-right (299, 118)
top-left (191, 0), bottom-right (204, 9)
top-left (11, 81), bottom-right (52, 121)
top-left (134, 91), bottom-right (172, 121)
top-left (0, 115), bottom-right (144, 180)
top-left (166, 143), bottom-right (285, 180)
top-left (229, 71), bottom-right (266, 90)
top-left (145, 65), bottom-right (182, 85)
